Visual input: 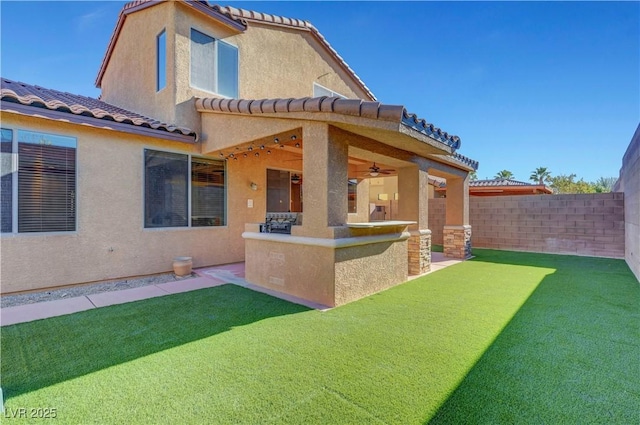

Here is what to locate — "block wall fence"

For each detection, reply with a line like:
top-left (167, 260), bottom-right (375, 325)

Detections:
top-left (614, 124), bottom-right (640, 281)
top-left (428, 193), bottom-right (625, 259)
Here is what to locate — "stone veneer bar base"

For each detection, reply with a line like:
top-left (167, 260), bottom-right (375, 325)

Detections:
top-left (408, 230), bottom-right (432, 276)
top-left (443, 225), bottom-right (472, 259)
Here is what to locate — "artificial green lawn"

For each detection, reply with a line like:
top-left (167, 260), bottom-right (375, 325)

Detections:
top-left (2, 249), bottom-right (638, 424)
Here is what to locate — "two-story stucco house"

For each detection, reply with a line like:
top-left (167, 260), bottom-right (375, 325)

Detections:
top-left (0, 1), bottom-right (478, 307)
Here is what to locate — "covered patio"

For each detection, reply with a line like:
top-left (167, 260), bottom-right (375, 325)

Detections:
top-left (195, 96), bottom-right (478, 307)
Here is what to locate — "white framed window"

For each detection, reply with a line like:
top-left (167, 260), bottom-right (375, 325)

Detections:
top-left (1, 128), bottom-right (77, 234)
top-left (190, 28), bottom-right (238, 98)
top-left (313, 82), bottom-right (346, 99)
top-left (157, 29), bottom-right (166, 92)
top-left (144, 149), bottom-right (226, 228)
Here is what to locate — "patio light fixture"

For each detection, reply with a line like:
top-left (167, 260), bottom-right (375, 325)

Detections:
top-left (250, 182), bottom-right (258, 191)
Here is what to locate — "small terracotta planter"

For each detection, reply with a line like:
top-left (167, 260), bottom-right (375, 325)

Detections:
top-left (173, 256), bottom-right (193, 277)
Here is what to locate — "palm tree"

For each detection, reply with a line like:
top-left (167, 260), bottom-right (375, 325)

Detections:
top-left (530, 167), bottom-right (552, 185)
top-left (494, 170), bottom-right (514, 180)
top-left (593, 176), bottom-right (617, 193)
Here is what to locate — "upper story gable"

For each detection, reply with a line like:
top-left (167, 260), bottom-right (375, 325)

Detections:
top-left (96, 1), bottom-right (376, 132)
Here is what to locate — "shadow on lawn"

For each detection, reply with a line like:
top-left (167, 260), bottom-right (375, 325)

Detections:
top-left (1, 284), bottom-right (309, 401)
top-left (427, 249), bottom-right (640, 424)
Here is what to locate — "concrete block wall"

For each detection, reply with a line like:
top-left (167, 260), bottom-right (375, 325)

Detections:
top-left (428, 193), bottom-right (625, 258)
top-left (615, 124), bottom-right (640, 281)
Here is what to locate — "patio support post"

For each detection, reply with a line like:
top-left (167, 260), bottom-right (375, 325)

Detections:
top-left (397, 166), bottom-right (432, 275)
top-left (297, 123), bottom-right (348, 237)
top-left (444, 174), bottom-right (472, 259)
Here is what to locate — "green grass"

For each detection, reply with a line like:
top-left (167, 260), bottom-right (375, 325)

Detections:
top-left (431, 244), bottom-right (443, 253)
top-left (2, 250), bottom-right (638, 424)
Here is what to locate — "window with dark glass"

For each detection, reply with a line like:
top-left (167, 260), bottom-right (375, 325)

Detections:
top-left (144, 150), bottom-right (226, 228)
top-left (157, 30), bottom-right (166, 91)
top-left (190, 28), bottom-right (238, 98)
top-left (348, 179), bottom-right (358, 213)
top-left (1, 128), bottom-right (13, 233)
top-left (191, 158), bottom-right (225, 226)
top-left (17, 130), bottom-right (76, 232)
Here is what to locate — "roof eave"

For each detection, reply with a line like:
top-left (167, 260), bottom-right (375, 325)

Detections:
top-left (1, 101), bottom-right (197, 144)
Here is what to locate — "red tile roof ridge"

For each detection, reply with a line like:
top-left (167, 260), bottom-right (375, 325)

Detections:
top-left (471, 179), bottom-right (545, 187)
top-left (1, 78), bottom-right (196, 138)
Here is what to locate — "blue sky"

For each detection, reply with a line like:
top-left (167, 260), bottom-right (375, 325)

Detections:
top-left (1, 1), bottom-right (638, 182)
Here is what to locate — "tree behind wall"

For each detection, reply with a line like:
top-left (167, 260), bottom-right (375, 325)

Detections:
top-left (593, 177), bottom-right (617, 193)
top-left (549, 174), bottom-right (596, 194)
top-left (530, 167), bottom-right (552, 185)
top-left (495, 170), bottom-right (514, 179)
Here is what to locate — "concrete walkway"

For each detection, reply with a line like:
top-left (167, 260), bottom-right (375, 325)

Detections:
top-left (1, 252), bottom-right (464, 326)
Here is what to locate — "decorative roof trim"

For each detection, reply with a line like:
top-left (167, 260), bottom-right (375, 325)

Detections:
top-left (196, 96), bottom-right (462, 152)
top-left (451, 152), bottom-right (478, 170)
top-left (215, 5), bottom-right (376, 101)
top-left (196, 96), bottom-right (402, 121)
top-left (1, 101), bottom-right (196, 144)
top-left (402, 110), bottom-right (461, 150)
top-left (95, 0), bottom-right (246, 88)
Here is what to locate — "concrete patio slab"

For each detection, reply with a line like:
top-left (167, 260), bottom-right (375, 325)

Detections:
top-left (87, 285), bottom-right (169, 308)
top-left (1, 252), bottom-right (468, 326)
top-left (1, 296), bottom-right (95, 326)
top-left (156, 277), bottom-right (225, 294)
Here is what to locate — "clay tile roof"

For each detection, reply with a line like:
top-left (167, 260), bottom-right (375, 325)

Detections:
top-left (1, 78), bottom-right (196, 140)
top-left (451, 152), bottom-right (479, 170)
top-left (401, 111), bottom-right (461, 150)
top-left (195, 96), bottom-right (404, 121)
top-left (470, 179), bottom-right (537, 187)
top-left (195, 95), bottom-right (466, 151)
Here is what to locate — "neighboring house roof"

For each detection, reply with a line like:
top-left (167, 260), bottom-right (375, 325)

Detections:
top-left (471, 178), bottom-right (538, 187)
top-left (436, 178), bottom-right (553, 196)
top-left (0, 78), bottom-right (197, 143)
top-left (195, 96), bottom-right (462, 150)
top-left (95, 1), bottom-right (377, 100)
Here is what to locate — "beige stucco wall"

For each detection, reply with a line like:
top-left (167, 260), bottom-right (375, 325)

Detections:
top-left (244, 233), bottom-right (408, 307)
top-left (0, 113), bottom-right (278, 293)
top-left (100, 2), bottom-right (177, 127)
top-left (100, 2), bottom-right (370, 137)
top-left (616, 124), bottom-right (640, 281)
top-left (334, 239), bottom-right (407, 305)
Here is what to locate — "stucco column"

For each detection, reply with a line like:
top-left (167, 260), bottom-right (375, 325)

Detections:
top-left (397, 166), bottom-right (431, 275)
top-left (297, 123), bottom-right (348, 237)
top-left (444, 174), bottom-right (472, 259)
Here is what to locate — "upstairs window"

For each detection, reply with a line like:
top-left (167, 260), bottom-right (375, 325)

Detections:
top-left (313, 83), bottom-right (346, 99)
top-left (157, 30), bottom-right (166, 91)
top-left (190, 28), bottom-right (238, 98)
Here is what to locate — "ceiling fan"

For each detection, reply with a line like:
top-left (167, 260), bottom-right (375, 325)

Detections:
top-left (363, 162), bottom-right (395, 177)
